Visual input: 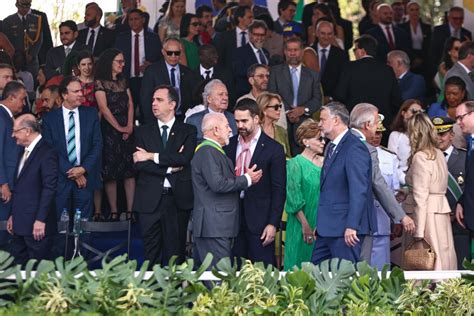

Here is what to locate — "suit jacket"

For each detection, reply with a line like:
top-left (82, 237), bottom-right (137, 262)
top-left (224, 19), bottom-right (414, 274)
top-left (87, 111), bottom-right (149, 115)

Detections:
top-left (0, 106), bottom-right (21, 217)
top-left (114, 15), bottom-right (130, 34)
top-left (192, 65), bottom-right (235, 107)
top-left (133, 120), bottom-right (196, 213)
top-left (214, 29), bottom-right (237, 70)
top-left (41, 106), bottom-right (102, 192)
top-left (268, 63), bottom-right (322, 115)
top-left (44, 42), bottom-right (88, 80)
top-left (114, 30), bottom-right (162, 78)
top-left (366, 25), bottom-right (412, 63)
top-left (317, 131), bottom-right (376, 237)
top-left (140, 59), bottom-right (198, 124)
top-left (232, 43), bottom-right (270, 98)
top-left (31, 9), bottom-right (53, 65)
top-left (459, 148), bottom-right (474, 230)
top-left (335, 57), bottom-right (402, 126)
top-left (186, 109), bottom-right (237, 143)
top-left (399, 21), bottom-right (431, 60)
top-left (399, 71), bottom-right (426, 101)
top-left (77, 26), bottom-right (116, 58)
top-left (11, 139), bottom-right (58, 236)
top-left (224, 132), bottom-right (286, 235)
top-left (445, 62), bottom-right (474, 100)
top-left (429, 24), bottom-right (472, 75)
top-left (446, 147), bottom-right (466, 211)
top-left (191, 141), bottom-right (249, 238)
top-left (311, 44), bottom-right (349, 98)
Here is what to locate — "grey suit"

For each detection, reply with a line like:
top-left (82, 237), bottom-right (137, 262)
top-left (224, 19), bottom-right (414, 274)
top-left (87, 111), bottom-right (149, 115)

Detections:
top-left (191, 141), bottom-right (249, 267)
top-left (445, 62), bottom-right (474, 100)
top-left (268, 63), bottom-right (322, 154)
top-left (352, 129), bottom-right (406, 267)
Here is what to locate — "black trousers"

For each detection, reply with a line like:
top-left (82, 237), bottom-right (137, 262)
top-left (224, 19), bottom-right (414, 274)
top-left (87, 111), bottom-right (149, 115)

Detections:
top-left (129, 77), bottom-right (142, 122)
top-left (138, 192), bottom-right (190, 268)
top-left (10, 235), bottom-right (52, 266)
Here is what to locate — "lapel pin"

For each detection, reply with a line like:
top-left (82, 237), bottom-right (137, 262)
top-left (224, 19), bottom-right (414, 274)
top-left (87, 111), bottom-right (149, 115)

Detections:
top-left (171, 132), bottom-right (175, 136)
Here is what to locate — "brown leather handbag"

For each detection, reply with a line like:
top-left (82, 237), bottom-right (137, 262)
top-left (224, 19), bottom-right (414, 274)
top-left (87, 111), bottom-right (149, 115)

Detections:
top-left (403, 239), bottom-right (436, 270)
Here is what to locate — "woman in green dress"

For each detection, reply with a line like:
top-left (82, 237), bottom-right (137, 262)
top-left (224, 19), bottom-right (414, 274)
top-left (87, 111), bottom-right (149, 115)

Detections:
top-left (180, 13), bottom-right (200, 70)
top-left (284, 119), bottom-right (325, 270)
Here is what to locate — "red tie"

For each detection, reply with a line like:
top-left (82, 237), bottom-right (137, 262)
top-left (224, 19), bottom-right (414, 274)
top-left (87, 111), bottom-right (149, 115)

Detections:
top-left (134, 33), bottom-right (140, 77)
top-left (385, 25), bottom-right (395, 50)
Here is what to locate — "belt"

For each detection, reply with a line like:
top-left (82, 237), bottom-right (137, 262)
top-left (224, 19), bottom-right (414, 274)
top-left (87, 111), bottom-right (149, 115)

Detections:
top-left (162, 187), bottom-right (173, 195)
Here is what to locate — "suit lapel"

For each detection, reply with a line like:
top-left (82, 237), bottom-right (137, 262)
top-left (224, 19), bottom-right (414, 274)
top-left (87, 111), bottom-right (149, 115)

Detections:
top-left (321, 131), bottom-right (349, 186)
top-left (151, 122), bottom-right (164, 152)
top-left (17, 140), bottom-right (42, 180)
top-left (250, 132), bottom-right (265, 166)
top-left (56, 109), bottom-right (68, 157)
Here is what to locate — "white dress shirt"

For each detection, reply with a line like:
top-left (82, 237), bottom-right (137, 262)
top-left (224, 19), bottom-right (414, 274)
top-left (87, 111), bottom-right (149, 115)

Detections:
top-left (317, 43), bottom-right (331, 68)
top-left (388, 131), bottom-right (410, 185)
top-left (235, 26), bottom-right (249, 48)
top-left (249, 42), bottom-right (267, 64)
top-left (409, 22), bottom-right (423, 50)
top-left (153, 117), bottom-right (175, 188)
top-left (444, 145), bottom-right (454, 162)
top-left (200, 65), bottom-right (214, 79)
top-left (165, 62), bottom-right (181, 87)
top-left (62, 106), bottom-right (81, 165)
top-left (64, 42), bottom-right (76, 55)
top-left (379, 23), bottom-right (395, 45)
top-left (130, 29), bottom-right (146, 78)
top-left (18, 134), bottom-right (42, 176)
top-left (86, 25), bottom-right (100, 51)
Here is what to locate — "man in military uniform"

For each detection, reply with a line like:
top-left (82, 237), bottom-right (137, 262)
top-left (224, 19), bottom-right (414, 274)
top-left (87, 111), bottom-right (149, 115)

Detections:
top-left (3, 0), bottom-right (43, 78)
top-left (432, 116), bottom-right (471, 268)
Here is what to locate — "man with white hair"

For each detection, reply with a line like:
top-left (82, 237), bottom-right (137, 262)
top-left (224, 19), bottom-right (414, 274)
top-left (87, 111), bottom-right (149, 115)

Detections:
top-left (366, 3), bottom-right (411, 63)
top-left (191, 112), bottom-right (262, 267)
top-left (186, 79), bottom-right (237, 143)
top-left (387, 50), bottom-right (425, 101)
top-left (350, 103), bottom-right (415, 269)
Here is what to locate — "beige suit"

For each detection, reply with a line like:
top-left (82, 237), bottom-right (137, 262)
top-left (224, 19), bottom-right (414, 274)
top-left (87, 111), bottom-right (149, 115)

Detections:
top-left (402, 149), bottom-right (457, 270)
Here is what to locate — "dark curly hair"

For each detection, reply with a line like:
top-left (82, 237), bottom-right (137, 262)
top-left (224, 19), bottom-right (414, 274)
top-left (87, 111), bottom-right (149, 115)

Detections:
top-left (94, 48), bottom-right (123, 81)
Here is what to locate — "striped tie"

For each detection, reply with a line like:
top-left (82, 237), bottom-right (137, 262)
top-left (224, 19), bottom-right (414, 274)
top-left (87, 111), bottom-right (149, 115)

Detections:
top-left (67, 111), bottom-right (77, 165)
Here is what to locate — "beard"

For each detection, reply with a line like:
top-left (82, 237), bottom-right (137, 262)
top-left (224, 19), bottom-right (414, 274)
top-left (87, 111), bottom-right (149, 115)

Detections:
top-left (86, 19), bottom-right (96, 28)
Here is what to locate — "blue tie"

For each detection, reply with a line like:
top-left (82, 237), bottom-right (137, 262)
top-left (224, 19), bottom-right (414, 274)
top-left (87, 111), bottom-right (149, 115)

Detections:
top-left (320, 48), bottom-right (327, 75)
top-left (67, 111), bottom-right (77, 166)
top-left (240, 31), bottom-right (247, 47)
top-left (291, 67), bottom-right (299, 107)
top-left (468, 135), bottom-right (474, 157)
top-left (258, 49), bottom-right (267, 65)
top-left (170, 67), bottom-right (176, 87)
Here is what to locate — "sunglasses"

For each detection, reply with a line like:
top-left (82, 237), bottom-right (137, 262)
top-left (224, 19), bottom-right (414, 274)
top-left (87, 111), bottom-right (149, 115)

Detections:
top-left (166, 50), bottom-right (181, 56)
top-left (409, 108), bottom-right (425, 114)
top-left (266, 104), bottom-right (282, 110)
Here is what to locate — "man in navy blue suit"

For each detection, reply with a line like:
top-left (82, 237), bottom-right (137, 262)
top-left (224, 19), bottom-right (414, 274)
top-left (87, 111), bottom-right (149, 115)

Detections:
top-left (115, 9), bottom-right (162, 120)
top-left (312, 102), bottom-right (376, 264)
top-left (224, 99), bottom-right (286, 266)
top-left (42, 76), bottom-right (102, 219)
top-left (366, 4), bottom-right (411, 63)
top-left (0, 81), bottom-right (27, 250)
top-left (232, 19), bottom-right (270, 99)
top-left (8, 114), bottom-right (58, 265)
top-left (387, 50), bottom-right (425, 102)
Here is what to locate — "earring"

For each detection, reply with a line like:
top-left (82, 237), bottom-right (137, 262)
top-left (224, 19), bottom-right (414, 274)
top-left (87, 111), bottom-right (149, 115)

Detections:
top-left (305, 144), bottom-right (309, 148)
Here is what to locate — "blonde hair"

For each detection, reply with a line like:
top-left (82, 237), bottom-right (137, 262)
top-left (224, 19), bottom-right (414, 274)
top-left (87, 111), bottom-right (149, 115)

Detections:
top-left (407, 113), bottom-right (439, 166)
top-left (256, 92), bottom-right (282, 123)
top-left (296, 119), bottom-right (321, 147)
top-left (164, 0), bottom-right (185, 19)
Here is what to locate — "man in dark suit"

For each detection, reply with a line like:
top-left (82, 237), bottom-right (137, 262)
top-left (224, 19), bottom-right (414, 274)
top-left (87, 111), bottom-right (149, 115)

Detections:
top-left (0, 81), bottom-right (27, 250)
top-left (224, 99), bottom-right (286, 266)
top-left (42, 76), bottom-right (102, 219)
top-left (77, 4), bottom-right (116, 58)
top-left (214, 1), bottom-right (269, 32)
top-left (232, 20), bottom-right (270, 99)
top-left (133, 85), bottom-right (196, 266)
top-left (8, 114), bottom-right (58, 265)
top-left (429, 7), bottom-right (472, 75)
top-left (312, 102), bottom-right (376, 264)
top-left (114, 0), bottom-right (137, 34)
top-left (115, 9), bottom-right (162, 122)
top-left (192, 45), bottom-right (235, 106)
top-left (366, 4), bottom-right (411, 63)
top-left (268, 37), bottom-right (322, 155)
top-left (387, 50), bottom-right (426, 101)
top-left (214, 5), bottom-right (254, 70)
top-left (335, 35), bottom-right (402, 128)
top-left (456, 101), bottom-right (474, 254)
top-left (140, 37), bottom-right (197, 124)
top-left (44, 20), bottom-right (88, 80)
top-left (312, 21), bottom-right (349, 102)
top-left (192, 112), bottom-right (262, 267)
top-left (186, 79), bottom-right (238, 143)
top-left (433, 116), bottom-right (471, 267)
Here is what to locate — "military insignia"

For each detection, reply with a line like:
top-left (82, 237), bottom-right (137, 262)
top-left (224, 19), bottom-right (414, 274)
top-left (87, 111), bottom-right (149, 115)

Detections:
top-left (433, 117), bottom-right (443, 125)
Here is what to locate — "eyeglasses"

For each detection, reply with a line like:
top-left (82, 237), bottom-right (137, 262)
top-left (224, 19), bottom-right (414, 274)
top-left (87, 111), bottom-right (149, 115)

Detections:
top-left (166, 50), bottom-right (181, 56)
top-left (12, 127), bottom-right (26, 134)
top-left (455, 110), bottom-right (474, 122)
top-left (266, 104), bottom-right (282, 110)
top-left (251, 32), bottom-right (266, 37)
top-left (409, 108), bottom-right (425, 114)
top-left (113, 59), bottom-right (125, 65)
top-left (254, 74), bottom-right (270, 79)
top-left (190, 22), bottom-right (201, 27)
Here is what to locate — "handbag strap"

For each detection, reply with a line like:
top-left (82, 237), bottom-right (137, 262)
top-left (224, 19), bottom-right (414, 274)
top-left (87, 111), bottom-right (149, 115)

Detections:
top-left (406, 238), bottom-right (434, 250)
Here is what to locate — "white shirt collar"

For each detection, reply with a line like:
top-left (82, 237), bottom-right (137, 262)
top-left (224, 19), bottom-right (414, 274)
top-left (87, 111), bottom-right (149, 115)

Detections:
top-left (165, 62), bottom-right (179, 72)
top-left (379, 22), bottom-right (392, 30)
top-left (200, 64), bottom-right (213, 76)
top-left (131, 29), bottom-right (144, 37)
top-left (238, 126), bottom-right (261, 146)
top-left (249, 41), bottom-right (259, 53)
top-left (62, 105), bottom-right (79, 115)
top-left (26, 134), bottom-right (42, 153)
top-left (17, 9), bottom-right (32, 20)
top-left (457, 61), bottom-right (471, 73)
top-left (399, 70), bottom-right (408, 79)
top-left (288, 64), bottom-right (302, 72)
top-left (64, 41), bottom-right (76, 50)
top-left (331, 128), bottom-right (349, 147)
top-left (444, 145), bottom-right (454, 160)
top-left (317, 43), bottom-right (331, 53)
top-left (0, 104), bottom-right (13, 118)
top-left (157, 116), bottom-right (176, 130)
top-left (203, 136), bottom-right (223, 148)
top-left (236, 26), bottom-right (246, 34)
top-left (351, 128), bottom-right (366, 141)
top-left (90, 25), bottom-right (100, 33)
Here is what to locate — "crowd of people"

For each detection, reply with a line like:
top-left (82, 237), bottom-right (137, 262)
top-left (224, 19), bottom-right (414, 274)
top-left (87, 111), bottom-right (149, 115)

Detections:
top-left (0, 0), bottom-right (473, 272)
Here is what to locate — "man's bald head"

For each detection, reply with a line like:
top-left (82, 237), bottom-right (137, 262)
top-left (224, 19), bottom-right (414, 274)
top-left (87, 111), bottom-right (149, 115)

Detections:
top-left (202, 112), bottom-right (232, 146)
top-left (13, 113), bottom-right (41, 146)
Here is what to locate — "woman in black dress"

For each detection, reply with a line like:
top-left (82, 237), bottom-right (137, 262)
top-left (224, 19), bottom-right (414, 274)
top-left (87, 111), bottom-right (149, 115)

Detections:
top-left (94, 48), bottom-right (135, 221)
